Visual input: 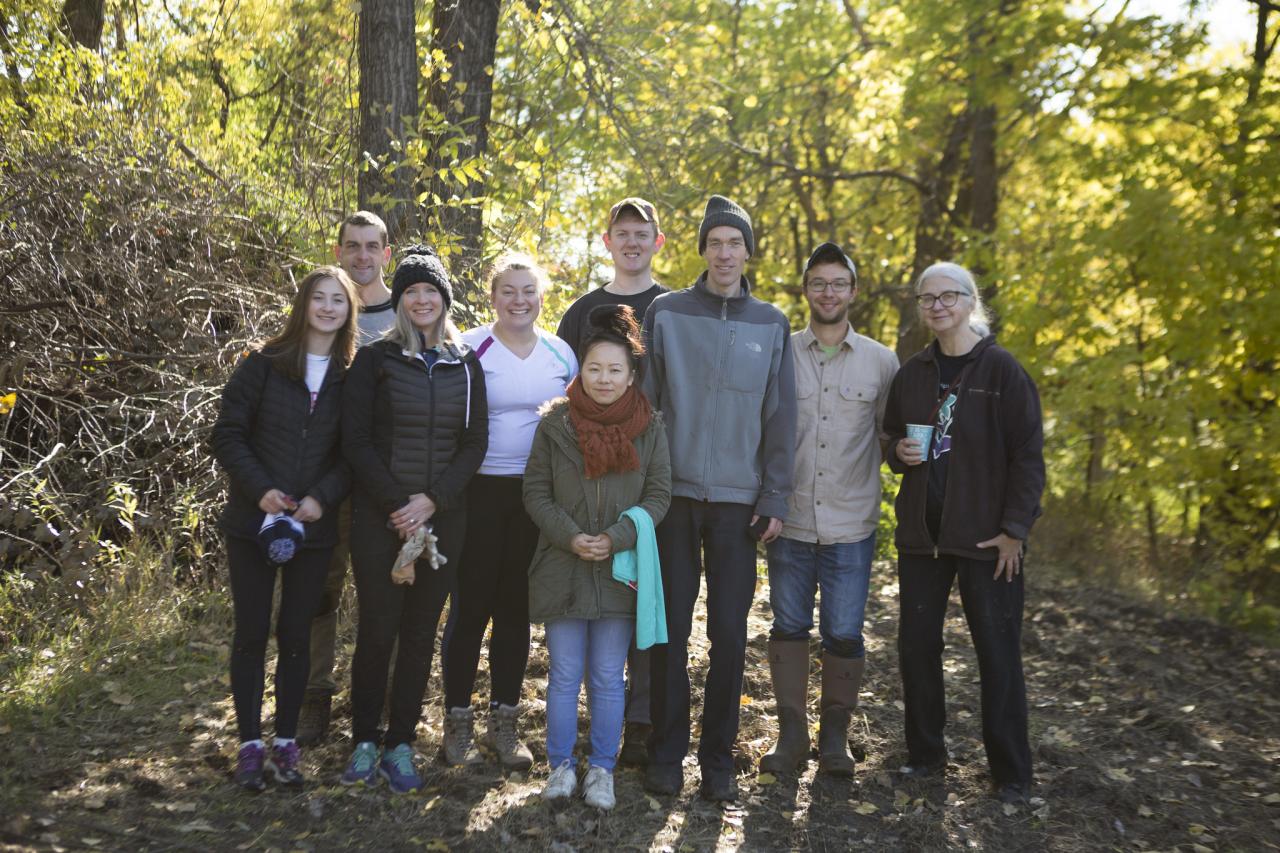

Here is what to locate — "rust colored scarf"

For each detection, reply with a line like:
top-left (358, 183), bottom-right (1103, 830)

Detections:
top-left (567, 378), bottom-right (652, 479)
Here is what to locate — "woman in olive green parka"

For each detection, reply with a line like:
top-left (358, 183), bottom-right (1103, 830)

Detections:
top-left (523, 398), bottom-right (670, 621)
top-left (522, 304), bottom-right (670, 810)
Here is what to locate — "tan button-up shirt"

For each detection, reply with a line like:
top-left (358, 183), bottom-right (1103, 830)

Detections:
top-left (780, 325), bottom-right (899, 545)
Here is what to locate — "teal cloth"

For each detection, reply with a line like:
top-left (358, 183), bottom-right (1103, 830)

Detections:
top-left (611, 506), bottom-right (667, 650)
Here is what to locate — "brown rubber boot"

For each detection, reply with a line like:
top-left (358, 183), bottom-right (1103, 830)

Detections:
top-left (482, 703), bottom-right (534, 772)
top-left (759, 639), bottom-right (811, 774)
top-left (817, 652), bottom-right (864, 776)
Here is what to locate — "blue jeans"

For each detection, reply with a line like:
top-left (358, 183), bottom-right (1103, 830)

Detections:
top-left (765, 533), bottom-right (875, 659)
top-left (545, 617), bottom-right (634, 771)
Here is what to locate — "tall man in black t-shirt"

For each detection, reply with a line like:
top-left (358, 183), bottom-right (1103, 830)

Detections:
top-left (555, 196), bottom-right (667, 765)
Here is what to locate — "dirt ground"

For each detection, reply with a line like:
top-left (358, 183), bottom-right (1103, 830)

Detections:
top-left (2, 560), bottom-right (1278, 852)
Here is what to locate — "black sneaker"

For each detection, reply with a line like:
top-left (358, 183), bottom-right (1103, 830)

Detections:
top-left (996, 782), bottom-right (1031, 805)
top-left (898, 759), bottom-right (946, 779)
top-left (643, 762), bottom-right (682, 796)
top-left (698, 772), bottom-right (738, 803)
top-left (234, 743), bottom-right (266, 793)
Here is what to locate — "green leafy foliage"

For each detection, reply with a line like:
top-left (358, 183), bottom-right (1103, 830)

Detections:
top-left (0, 0), bottom-right (1275, 633)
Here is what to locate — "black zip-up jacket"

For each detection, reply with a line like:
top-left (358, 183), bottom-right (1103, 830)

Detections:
top-left (210, 350), bottom-right (351, 547)
top-left (341, 339), bottom-right (488, 516)
top-left (884, 336), bottom-right (1045, 560)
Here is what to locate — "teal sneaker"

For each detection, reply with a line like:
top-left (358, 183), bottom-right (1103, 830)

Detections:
top-left (341, 741), bottom-right (379, 786)
top-left (379, 743), bottom-right (423, 794)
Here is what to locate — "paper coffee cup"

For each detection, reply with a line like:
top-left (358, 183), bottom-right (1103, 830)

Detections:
top-left (905, 423), bottom-right (934, 456)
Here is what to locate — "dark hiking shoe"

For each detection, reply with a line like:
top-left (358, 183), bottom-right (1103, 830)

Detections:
top-left (619, 722), bottom-right (651, 767)
top-left (295, 689), bottom-right (332, 746)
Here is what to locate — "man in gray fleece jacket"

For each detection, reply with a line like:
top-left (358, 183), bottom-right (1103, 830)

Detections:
top-left (641, 195), bottom-right (797, 801)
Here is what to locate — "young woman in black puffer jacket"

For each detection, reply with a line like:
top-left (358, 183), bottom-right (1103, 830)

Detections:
top-left (211, 265), bottom-right (358, 792)
top-left (338, 246), bottom-right (488, 794)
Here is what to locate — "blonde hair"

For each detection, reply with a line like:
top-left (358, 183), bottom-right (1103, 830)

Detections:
top-left (384, 290), bottom-right (461, 354)
top-left (915, 262), bottom-right (991, 337)
top-left (488, 251), bottom-right (550, 294)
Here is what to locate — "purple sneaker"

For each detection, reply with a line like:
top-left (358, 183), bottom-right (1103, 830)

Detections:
top-left (266, 740), bottom-right (304, 788)
top-left (378, 744), bottom-right (423, 794)
top-left (235, 742), bottom-right (266, 792)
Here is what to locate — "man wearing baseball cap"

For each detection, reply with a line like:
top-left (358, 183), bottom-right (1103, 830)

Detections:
top-left (641, 195), bottom-right (796, 801)
top-left (557, 197), bottom-right (668, 358)
top-left (759, 242), bottom-right (899, 778)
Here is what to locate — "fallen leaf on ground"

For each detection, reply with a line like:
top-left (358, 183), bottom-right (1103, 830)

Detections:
top-left (757, 772), bottom-right (776, 785)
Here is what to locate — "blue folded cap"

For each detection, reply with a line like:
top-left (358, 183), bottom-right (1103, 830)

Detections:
top-left (258, 512), bottom-right (305, 566)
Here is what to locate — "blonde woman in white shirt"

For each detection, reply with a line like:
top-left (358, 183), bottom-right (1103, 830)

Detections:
top-left (441, 253), bottom-right (578, 771)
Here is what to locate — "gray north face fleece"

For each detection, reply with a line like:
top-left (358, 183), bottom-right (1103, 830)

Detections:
top-left (641, 273), bottom-right (796, 519)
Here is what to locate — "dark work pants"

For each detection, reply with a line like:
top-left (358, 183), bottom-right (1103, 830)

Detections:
top-left (349, 502), bottom-right (464, 748)
top-left (442, 475), bottom-right (537, 710)
top-left (226, 536), bottom-right (331, 743)
top-left (306, 499), bottom-right (351, 692)
top-left (648, 498), bottom-right (757, 777)
top-left (897, 551), bottom-right (1032, 786)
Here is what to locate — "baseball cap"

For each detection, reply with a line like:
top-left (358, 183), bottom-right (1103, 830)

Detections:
top-left (607, 197), bottom-right (660, 232)
top-left (803, 241), bottom-right (858, 285)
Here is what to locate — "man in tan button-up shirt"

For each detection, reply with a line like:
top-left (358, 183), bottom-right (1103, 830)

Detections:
top-left (760, 242), bottom-right (898, 778)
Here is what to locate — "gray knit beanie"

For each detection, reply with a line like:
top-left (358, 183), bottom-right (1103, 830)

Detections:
top-left (391, 245), bottom-right (453, 312)
top-left (698, 195), bottom-right (754, 257)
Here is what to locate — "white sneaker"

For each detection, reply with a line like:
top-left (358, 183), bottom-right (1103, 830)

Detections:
top-left (542, 760), bottom-right (577, 802)
top-left (581, 765), bottom-right (615, 810)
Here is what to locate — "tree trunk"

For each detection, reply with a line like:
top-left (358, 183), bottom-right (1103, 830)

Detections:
top-left (358, 0), bottom-right (419, 243)
top-left (426, 0), bottom-right (500, 290)
top-left (60, 0), bottom-right (105, 49)
top-left (967, 102), bottom-right (999, 331)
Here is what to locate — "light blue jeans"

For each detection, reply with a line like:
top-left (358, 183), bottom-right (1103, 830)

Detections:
top-left (544, 616), bottom-right (634, 771)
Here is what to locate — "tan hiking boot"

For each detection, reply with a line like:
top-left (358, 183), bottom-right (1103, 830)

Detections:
top-left (759, 639), bottom-right (811, 774)
top-left (482, 703), bottom-right (533, 771)
top-left (439, 706), bottom-right (483, 767)
top-left (817, 652), bottom-right (864, 776)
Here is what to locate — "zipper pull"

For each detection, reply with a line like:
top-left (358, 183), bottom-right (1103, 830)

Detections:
top-left (728, 328), bottom-right (736, 346)
top-left (933, 545), bottom-right (938, 559)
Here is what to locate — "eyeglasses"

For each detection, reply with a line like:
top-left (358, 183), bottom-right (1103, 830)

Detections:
top-left (915, 290), bottom-right (967, 309)
top-left (805, 279), bottom-right (854, 294)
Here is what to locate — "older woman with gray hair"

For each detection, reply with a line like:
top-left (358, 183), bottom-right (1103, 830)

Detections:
top-left (883, 262), bottom-right (1045, 805)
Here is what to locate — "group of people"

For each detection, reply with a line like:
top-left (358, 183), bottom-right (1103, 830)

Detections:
top-left (210, 192), bottom-right (1045, 810)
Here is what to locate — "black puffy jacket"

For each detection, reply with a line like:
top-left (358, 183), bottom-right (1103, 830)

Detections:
top-left (210, 350), bottom-right (351, 547)
top-left (342, 339), bottom-right (488, 516)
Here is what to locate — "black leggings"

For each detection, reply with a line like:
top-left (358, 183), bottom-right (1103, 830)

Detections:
top-left (226, 536), bottom-right (331, 742)
top-left (442, 475), bottom-right (537, 710)
top-left (349, 502), bottom-right (464, 747)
